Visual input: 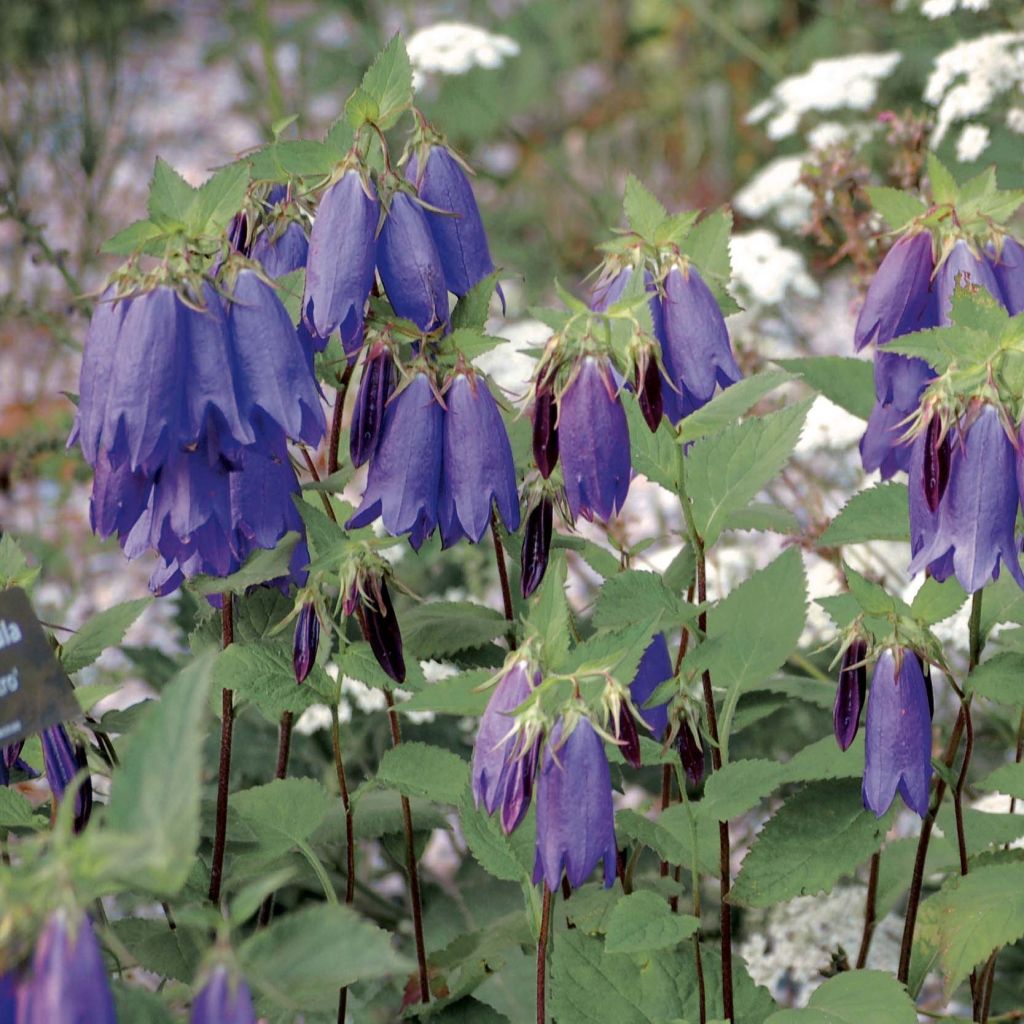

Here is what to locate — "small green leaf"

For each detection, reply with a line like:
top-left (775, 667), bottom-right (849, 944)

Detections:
top-left (191, 162), bottom-right (250, 233)
top-left (910, 577), bottom-right (967, 626)
top-left (592, 571), bottom-right (691, 631)
top-left (604, 891), bottom-right (699, 953)
top-left (723, 502), bottom-right (800, 535)
top-left (398, 669), bottom-right (492, 716)
top-left (189, 532), bottom-right (302, 596)
top-left (677, 370), bottom-right (795, 442)
top-left (358, 34), bottom-right (413, 130)
top-left (622, 175), bottom-right (668, 240)
top-left (147, 157), bottom-right (195, 224)
top-left (774, 357), bottom-right (874, 420)
top-left (928, 152), bottom-right (959, 205)
top-left (966, 652), bottom-right (1024, 705)
top-left (623, 394), bottom-right (677, 490)
top-left (765, 970), bottom-right (917, 1024)
top-left (0, 534), bottom-right (38, 590)
top-left (402, 602), bottom-right (509, 660)
top-left (977, 762), bottom-right (1024, 799)
top-left (864, 187), bottom-right (928, 231)
top-left (452, 271), bottom-right (503, 330)
top-left (528, 554), bottom-right (571, 669)
top-left (376, 742), bottom-right (469, 805)
top-left (0, 788), bottom-right (42, 830)
top-left (247, 140), bottom-right (337, 180)
top-left (679, 209), bottom-right (736, 312)
top-left (60, 597), bottom-right (152, 674)
top-left (213, 640), bottom-right (328, 724)
top-left (345, 85), bottom-right (380, 129)
top-left (100, 219), bottom-right (168, 256)
top-left (818, 483), bottom-right (909, 547)
top-left (459, 789), bottom-right (534, 883)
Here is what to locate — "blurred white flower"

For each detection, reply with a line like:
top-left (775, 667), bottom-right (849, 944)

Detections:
top-left (921, 0), bottom-right (991, 17)
top-left (1007, 107), bottom-right (1024, 134)
top-left (733, 156), bottom-right (814, 231)
top-left (955, 122), bottom-right (991, 161)
top-left (407, 22), bottom-right (519, 90)
top-left (729, 229), bottom-right (819, 307)
top-left (795, 396), bottom-right (865, 454)
top-left (746, 53), bottom-right (901, 141)
top-left (925, 31), bottom-right (1024, 145)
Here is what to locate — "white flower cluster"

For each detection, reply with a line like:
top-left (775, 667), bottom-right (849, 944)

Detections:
top-left (920, 0), bottom-right (991, 18)
top-left (955, 122), bottom-right (991, 161)
top-left (733, 156), bottom-right (814, 231)
top-left (746, 52), bottom-right (902, 141)
top-left (924, 31), bottom-right (1024, 145)
top-left (406, 22), bottom-right (519, 91)
top-left (729, 230), bottom-right (819, 307)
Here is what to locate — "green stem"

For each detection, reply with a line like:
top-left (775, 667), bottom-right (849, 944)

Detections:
top-left (296, 839), bottom-right (338, 904)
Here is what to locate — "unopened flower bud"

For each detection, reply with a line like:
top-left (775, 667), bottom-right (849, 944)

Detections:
top-left (520, 498), bottom-right (553, 599)
top-left (293, 603), bottom-right (320, 684)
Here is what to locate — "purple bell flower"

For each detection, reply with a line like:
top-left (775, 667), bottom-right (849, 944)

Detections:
top-left (303, 170), bottom-right (379, 354)
top-left (520, 498), bottom-right (553, 599)
top-left (439, 373), bottom-right (520, 546)
top-left (377, 192), bottom-right (450, 334)
top-left (1, 972), bottom-right (17, 1021)
top-left (988, 236), bottom-right (1024, 315)
top-left (347, 374), bottom-right (443, 550)
top-left (937, 239), bottom-right (1004, 324)
top-left (472, 662), bottom-right (540, 834)
top-left (407, 146), bottom-right (496, 298)
top-left (834, 639), bottom-right (867, 751)
top-left (247, 186), bottom-right (309, 280)
top-left (358, 577), bottom-right (406, 684)
top-left (18, 910), bottom-right (115, 1024)
top-left (190, 965), bottom-right (257, 1024)
top-left (854, 232), bottom-right (935, 350)
top-left (558, 358), bottom-right (631, 522)
top-left (628, 635), bottom-right (673, 741)
top-left (655, 265), bottom-right (741, 409)
top-left (862, 649), bottom-right (933, 818)
top-left (909, 405), bottom-right (1024, 593)
top-left (533, 716), bottom-right (618, 891)
top-left (531, 384), bottom-right (559, 479)
top-left (41, 725), bottom-right (92, 833)
top-left (349, 344), bottom-right (395, 468)
top-left (293, 603), bottom-right (320, 684)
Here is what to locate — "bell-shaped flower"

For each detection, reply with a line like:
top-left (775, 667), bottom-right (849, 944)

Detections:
top-left (347, 374), bottom-right (443, 549)
top-left (854, 232), bottom-right (935, 350)
top-left (18, 910), bottom-right (115, 1024)
top-left (628, 635), bottom-right (673, 741)
top-left (439, 373), bottom-right (520, 546)
top-left (656, 265), bottom-right (741, 409)
top-left (408, 146), bottom-right (496, 298)
top-left (472, 662), bottom-right (539, 833)
top-left (520, 498), bottom-right (553, 599)
top-left (349, 344), bottom-right (395, 468)
top-left (533, 716), bottom-right (617, 891)
top-left (909, 405), bottom-right (1024, 593)
top-left (862, 650), bottom-right (933, 818)
top-left (190, 964), bottom-right (257, 1024)
top-left (41, 725), bottom-right (92, 833)
top-left (89, 448), bottom-right (152, 543)
top-left (559, 358), bottom-right (631, 522)
top-left (833, 639), bottom-right (867, 751)
top-left (293, 603), bottom-right (320, 684)
top-left (302, 170), bottom-right (379, 353)
top-left (377, 192), bottom-right (450, 333)
top-left (988, 235), bottom-right (1024, 315)
top-left (0, 972), bottom-right (17, 1019)
top-left (247, 186), bottom-right (308, 280)
top-left (937, 239), bottom-right (1004, 324)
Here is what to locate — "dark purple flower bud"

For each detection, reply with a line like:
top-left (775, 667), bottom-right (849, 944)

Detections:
top-left (988, 236), bottom-right (1024, 315)
top-left (41, 725), bottom-right (92, 833)
top-left (440, 373), bottom-right (520, 545)
top-left (377, 192), bottom-right (449, 334)
top-left (532, 385), bottom-right (559, 479)
top-left (2, 740), bottom-right (34, 785)
top-left (657, 265), bottom-right (741, 408)
top-left (937, 239), bottom-right (1004, 324)
top-left (910, 406), bottom-right (1024, 593)
top-left (347, 374), bottom-right (443, 549)
top-left (18, 910), bottom-right (115, 1024)
top-left (559, 358), bottom-right (631, 523)
top-left (190, 965), bottom-right (257, 1024)
top-left (833, 640), bottom-right (867, 751)
top-left (226, 269), bottom-right (326, 449)
top-left (862, 649), bottom-right (933, 818)
top-left (922, 416), bottom-right (950, 513)
top-left (635, 351), bottom-right (663, 432)
top-left (907, 424), bottom-right (955, 584)
top-left (616, 705), bottom-right (642, 769)
top-left (349, 344), bottom-right (395, 468)
top-left (359, 577), bottom-right (405, 683)
top-left (407, 147), bottom-right (496, 298)
top-left (472, 662), bottom-right (538, 831)
top-left (250, 220), bottom-right (309, 280)
top-left (854, 232), bottom-right (936, 350)
top-left (628, 635), bottom-right (672, 740)
top-left (676, 720), bottom-right (705, 787)
top-left (303, 171), bottom-right (379, 354)
top-left (293, 604), bottom-right (320, 684)
top-left (533, 717), bottom-right (618, 892)
top-left (520, 498), bottom-right (553, 599)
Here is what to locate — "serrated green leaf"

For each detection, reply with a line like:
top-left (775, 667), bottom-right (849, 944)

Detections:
top-left (663, 545), bottom-right (696, 594)
top-left (0, 534), bottom-right (39, 589)
top-left (147, 157), bottom-right (195, 223)
top-left (337, 640), bottom-right (427, 692)
top-left (623, 175), bottom-right (668, 240)
top-left (977, 762), bottom-right (1024, 799)
top-left (459, 789), bottom-right (534, 883)
top-left (864, 187), bottom-right (928, 231)
top-left (377, 742), bottom-right (469, 805)
top-left (191, 162), bottom-right (249, 233)
top-left (765, 970), bottom-right (917, 1024)
top-left (774, 357), bottom-right (874, 420)
top-left (527, 554), bottom-right (571, 669)
top-left (551, 536), bottom-right (621, 578)
top-left (100, 218), bottom-right (168, 256)
top-left (60, 597), bottom-right (152, 674)
top-left (0, 787), bottom-right (42, 829)
top-left (230, 777), bottom-right (332, 857)
top-left (247, 140), bottom-right (338, 181)
top-left (345, 85), bottom-right (380, 129)
top-left (966, 652), bottom-right (1024, 704)
top-left (359, 34), bottom-right (413, 130)
top-left (686, 398), bottom-right (812, 546)
top-left (604, 891), bottom-right (698, 953)
top-left (189, 532), bottom-right (302, 597)
top-left (818, 482), bottom-right (909, 547)
top-left (844, 562), bottom-right (904, 617)
top-left (108, 919), bottom-right (205, 983)
top-left (723, 502), bottom-right (800, 535)
top-left (399, 669), bottom-right (492, 716)
top-left (401, 602), bottom-right (509, 660)
top-left (731, 779), bottom-right (894, 908)
top-left (677, 370), bottom-right (795, 442)
top-left (592, 571), bottom-right (692, 631)
top-left (73, 681), bottom-right (123, 713)
top-left (213, 640), bottom-right (328, 724)
top-left (928, 152), bottom-right (958, 205)
top-left (452, 272), bottom-right (503, 330)
top-left (112, 984), bottom-right (175, 1024)
top-left (623, 394), bottom-right (677, 490)
top-left (910, 577), bottom-right (967, 625)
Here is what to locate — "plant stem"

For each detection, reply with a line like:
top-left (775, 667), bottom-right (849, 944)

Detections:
top-left (208, 595), bottom-right (235, 904)
top-left (257, 710), bottom-right (295, 927)
top-left (384, 690), bottom-right (430, 1005)
top-left (855, 852), bottom-right (880, 968)
top-left (328, 364), bottom-right (355, 476)
top-left (329, 698), bottom-right (357, 1023)
top-left (537, 886), bottom-right (553, 1024)
top-left (490, 513), bottom-right (516, 646)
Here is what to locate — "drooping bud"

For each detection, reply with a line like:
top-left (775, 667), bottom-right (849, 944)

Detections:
top-left (922, 415), bottom-right (950, 513)
top-left (360, 577), bottom-right (406, 683)
top-left (635, 351), bottom-right (663, 433)
top-left (349, 344), bottom-right (395, 468)
top-left (520, 498), bottom-right (553, 599)
top-left (190, 964), bottom-right (257, 1024)
top-left (532, 385), bottom-right (559, 478)
top-left (41, 725), bottom-right (92, 833)
top-left (293, 603), bottom-right (320, 684)
top-left (676, 719), bottom-right (705, 787)
top-left (833, 639), bottom-right (867, 751)
top-left (616, 704), bottom-right (642, 769)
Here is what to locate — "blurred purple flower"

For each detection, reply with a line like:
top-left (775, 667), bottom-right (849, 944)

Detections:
top-left (41, 725), bottom-right (92, 833)
top-left (988, 235), bottom-right (1024, 315)
top-left (190, 965), bottom-right (257, 1024)
top-left (0, 972), bottom-right (17, 1022)
top-left (834, 639), bottom-right (867, 752)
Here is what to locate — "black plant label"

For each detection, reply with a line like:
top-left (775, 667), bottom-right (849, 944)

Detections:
top-left (0, 588), bottom-right (79, 748)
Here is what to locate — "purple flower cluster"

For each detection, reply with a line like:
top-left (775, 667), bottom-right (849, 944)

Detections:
top-left (347, 371), bottom-right (520, 550)
top-left (74, 271), bottom-right (323, 594)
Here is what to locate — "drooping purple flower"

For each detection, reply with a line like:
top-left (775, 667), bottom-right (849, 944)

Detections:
top-left (190, 965), bottom-right (257, 1024)
top-left (615, 705), bottom-right (642, 769)
top-left (347, 374), bottom-right (443, 549)
top-left (18, 910), bottom-right (115, 1024)
top-left (349, 344), bottom-right (395, 468)
top-left (303, 170), bottom-right (379, 354)
top-left (472, 662), bottom-right (540, 833)
top-left (656, 265), bottom-right (741, 409)
top-left (988, 235), bottom-right (1024, 315)
top-left (377, 192), bottom-right (449, 334)
top-left (439, 373), bottom-right (520, 546)
top-left (532, 385), bottom-right (559, 479)
top-left (862, 649), bottom-right (933, 818)
top-left (407, 146), bottom-right (496, 298)
top-left (937, 239), bottom-right (1004, 324)
top-left (628, 635), bottom-right (673, 741)
top-left (0, 972), bottom-right (17, 1022)
top-left (520, 498), bottom-right (553, 599)
top-left (41, 725), bottom-right (92, 833)
top-left (676, 720), bottom-right (704, 787)
top-left (854, 232), bottom-right (935, 350)
top-left (834, 639), bottom-right (867, 752)
top-left (533, 716), bottom-right (618, 891)
top-left (909, 405), bottom-right (1024, 593)
top-left (358, 577), bottom-right (406, 684)
top-left (293, 604), bottom-right (320, 684)
top-left (635, 350), bottom-right (663, 432)
top-left (907, 420), bottom-right (955, 583)
top-left (558, 358), bottom-right (631, 522)
top-left (248, 191), bottom-right (308, 281)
